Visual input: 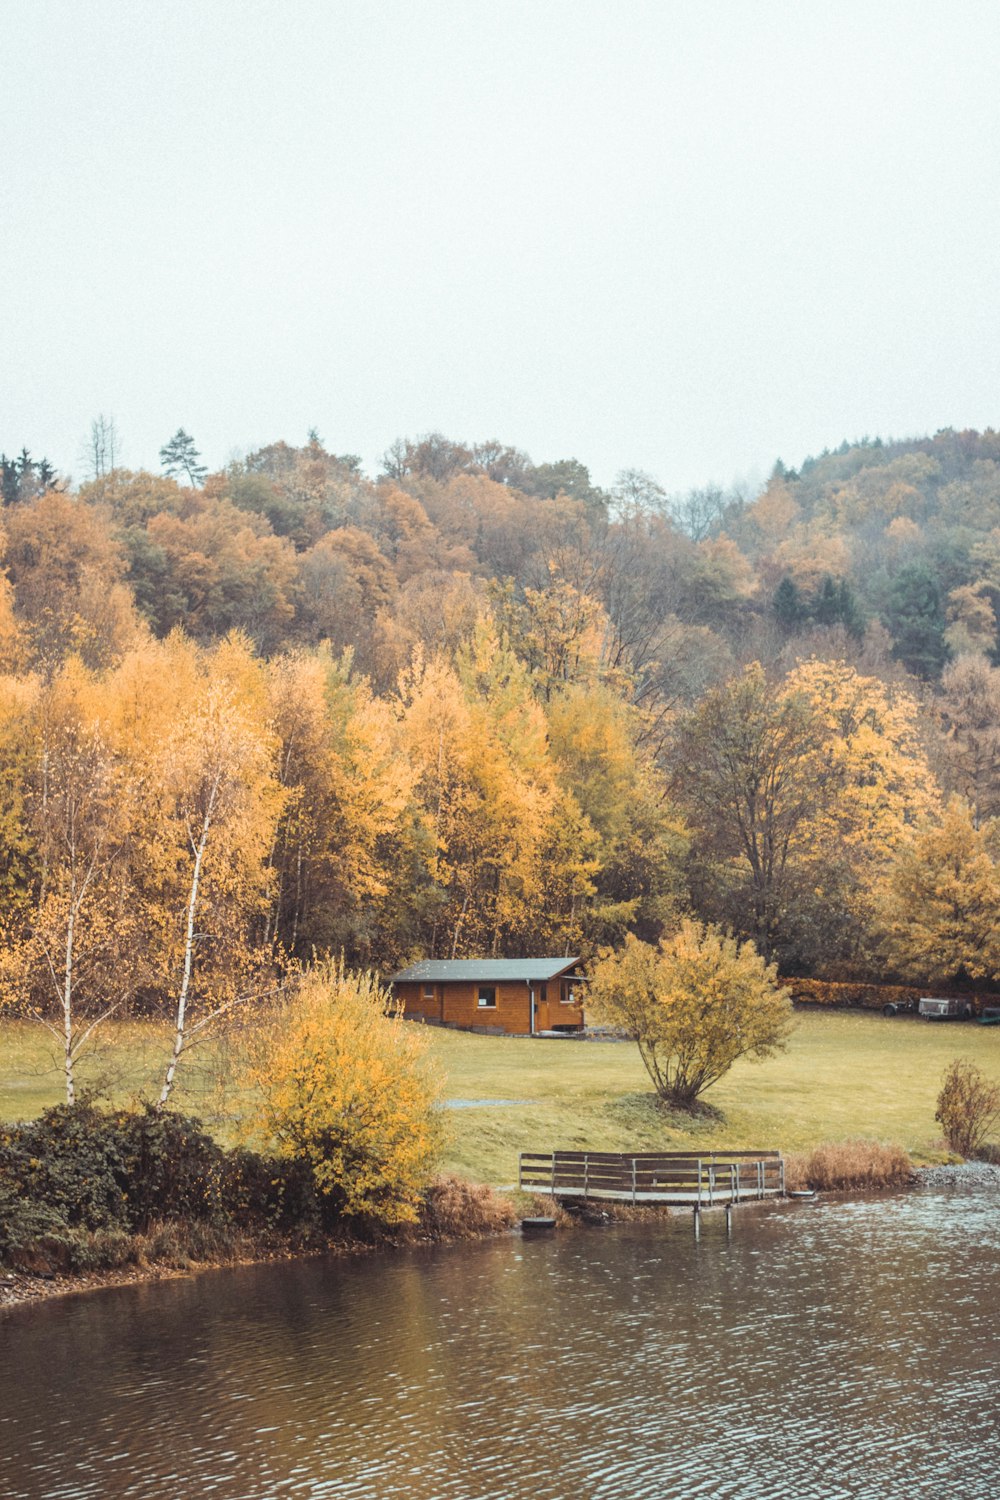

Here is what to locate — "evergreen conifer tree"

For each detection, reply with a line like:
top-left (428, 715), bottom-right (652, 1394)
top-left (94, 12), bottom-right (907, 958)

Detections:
top-left (159, 429), bottom-right (207, 487)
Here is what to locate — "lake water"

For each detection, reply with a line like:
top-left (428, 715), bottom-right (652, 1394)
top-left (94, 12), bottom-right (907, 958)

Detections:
top-left (2, 1176), bottom-right (999, 1499)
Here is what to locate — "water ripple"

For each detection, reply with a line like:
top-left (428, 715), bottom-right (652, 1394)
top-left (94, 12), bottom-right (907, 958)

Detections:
top-left (2, 1183), bottom-right (1000, 1498)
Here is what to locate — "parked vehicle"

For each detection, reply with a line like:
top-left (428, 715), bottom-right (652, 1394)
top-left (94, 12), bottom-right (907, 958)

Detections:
top-left (918, 997), bottom-right (973, 1021)
top-left (980, 1007), bottom-right (1000, 1026)
top-left (882, 998), bottom-right (918, 1016)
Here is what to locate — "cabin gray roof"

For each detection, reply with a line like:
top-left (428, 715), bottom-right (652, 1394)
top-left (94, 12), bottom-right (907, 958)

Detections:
top-left (392, 958), bottom-right (580, 984)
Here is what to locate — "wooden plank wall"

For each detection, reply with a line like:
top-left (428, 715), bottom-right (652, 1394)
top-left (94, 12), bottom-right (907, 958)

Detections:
top-left (396, 979), bottom-right (584, 1034)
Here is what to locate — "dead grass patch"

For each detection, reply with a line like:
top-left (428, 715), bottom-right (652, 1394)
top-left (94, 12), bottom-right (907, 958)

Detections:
top-left (784, 1138), bottom-right (913, 1192)
top-left (417, 1175), bottom-right (519, 1239)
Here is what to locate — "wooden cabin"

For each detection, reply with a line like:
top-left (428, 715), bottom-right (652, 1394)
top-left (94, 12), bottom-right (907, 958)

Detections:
top-left (391, 958), bottom-right (585, 1036)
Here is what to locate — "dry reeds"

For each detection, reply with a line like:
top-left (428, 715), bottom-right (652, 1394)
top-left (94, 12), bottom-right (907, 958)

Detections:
top-left (784, 1139), bottom-right (913, 1192)
top-left (418, 1175), bottom-right (519, 1240)
top-left (526, 1195), bottom-right (574, 1227)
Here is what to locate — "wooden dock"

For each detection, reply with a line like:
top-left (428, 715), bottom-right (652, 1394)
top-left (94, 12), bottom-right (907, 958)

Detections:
top-left (518, 1149), bottom-right (785, 1206)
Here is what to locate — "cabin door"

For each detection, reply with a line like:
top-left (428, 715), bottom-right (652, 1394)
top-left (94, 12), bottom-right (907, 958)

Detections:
top-left (530, 986), bottom-right (549, 1032)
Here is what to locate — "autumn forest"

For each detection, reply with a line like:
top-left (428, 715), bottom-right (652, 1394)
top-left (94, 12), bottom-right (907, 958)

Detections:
top-left (2, 423), bottom-right (1000, 1097)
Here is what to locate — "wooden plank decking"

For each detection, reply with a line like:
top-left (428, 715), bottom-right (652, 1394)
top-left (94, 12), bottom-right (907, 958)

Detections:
top-left (518, 1149), bottom-right (785, 1206)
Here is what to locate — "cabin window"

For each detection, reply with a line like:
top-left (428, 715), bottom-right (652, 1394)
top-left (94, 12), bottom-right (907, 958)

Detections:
top-left (561, 981), bottom-right (576, 1005)
top-left (539, 984), bottom-right (547, 1002)
top-left (423, 984), bottom-right (435, 1000)
top-left (477, 986), bottom-right (497, 1008)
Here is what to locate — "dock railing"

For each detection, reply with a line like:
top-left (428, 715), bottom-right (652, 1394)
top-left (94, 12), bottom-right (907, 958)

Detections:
top-left (518, 1149), bottom-right (784, 1206)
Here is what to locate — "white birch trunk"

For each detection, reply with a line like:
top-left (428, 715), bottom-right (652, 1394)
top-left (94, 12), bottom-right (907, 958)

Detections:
top-left (62, 902), bottom-right (75, 1105)
top-left (159, 789), bottom-right (216, 1108)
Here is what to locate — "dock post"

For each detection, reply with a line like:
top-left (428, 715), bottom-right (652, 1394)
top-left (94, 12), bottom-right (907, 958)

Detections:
top-left (693, 1206), bottom-right (700, 1239)
top-left (726, 1204), bottom-right (733, 1236)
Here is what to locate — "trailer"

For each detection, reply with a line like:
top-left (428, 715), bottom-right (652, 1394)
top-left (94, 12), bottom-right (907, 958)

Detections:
top-left (918, 996), bottom-right (973, 1021)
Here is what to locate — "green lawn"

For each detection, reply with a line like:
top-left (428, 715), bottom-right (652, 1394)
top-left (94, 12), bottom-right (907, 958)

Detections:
top-left (0, 1020), bottom-right (247, 1133)
top-left (4, 1010), bottom-right (1000, 1184)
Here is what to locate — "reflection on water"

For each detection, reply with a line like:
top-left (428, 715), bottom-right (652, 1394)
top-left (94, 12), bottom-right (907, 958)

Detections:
top-left (2, 1180), bottom-right (999, 1499)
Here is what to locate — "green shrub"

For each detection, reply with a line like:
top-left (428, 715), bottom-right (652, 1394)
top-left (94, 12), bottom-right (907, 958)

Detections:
top-left (0, 1101), bottom-right (323, 1270)
top-left (110, 1104), bottom-right (227, 1230)
top-left (0, 1182), bottom-right (70, 1264)
top-left (217, 1147), bottom-right (319, 1231)
top-left (0, 1103), bottom-right (130, 1230)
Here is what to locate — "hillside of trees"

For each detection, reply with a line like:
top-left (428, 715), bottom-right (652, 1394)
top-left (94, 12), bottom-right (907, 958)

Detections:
top-left (3, 421), bottom-right (1000, 1078)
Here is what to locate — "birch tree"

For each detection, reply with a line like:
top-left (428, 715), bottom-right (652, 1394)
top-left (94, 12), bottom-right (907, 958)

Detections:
top-left (151, 636), bottom-right (285, 1106)
top-left (10, 661), bottom-right (141, 1102)
top-left (100, 631), bottom-right (285, 1106)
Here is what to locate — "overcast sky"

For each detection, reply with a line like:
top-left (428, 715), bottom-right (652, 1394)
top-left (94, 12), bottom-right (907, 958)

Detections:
top-left (4, 0), bottom-right (1000, 493)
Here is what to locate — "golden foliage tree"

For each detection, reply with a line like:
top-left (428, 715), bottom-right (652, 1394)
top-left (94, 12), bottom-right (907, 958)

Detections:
top-left (100, 632), bottom-right (286, 1104)
top-left (587, 922), bottom-right (792, 1109)
top-left (149, 637), bottom-right (285, 1105)
top-left (4, 661), bottom-right (143, 1102)
top-left (264, 647), bottom-right (415, 962)
top-left (545, 681), bottom-right (687, 943)
top-left (399, 644), bottom-right (556, 958)
top-left (246, 963), bottom-right (443, 1226)
top-left (672, 659), bottom-right (939, 965)
top-left (0, 671), bottom-right (38, 913)
top-left (4, 491), bottom-right (143, 669)
top-left (877, 797), bottom-right (1000, 984)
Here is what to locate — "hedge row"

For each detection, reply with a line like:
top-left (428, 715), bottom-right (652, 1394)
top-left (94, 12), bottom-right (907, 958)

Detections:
top-left (0, 1102), bottom-right (520, 1276)
top-left (782, 978), bottom-right (982, 1013)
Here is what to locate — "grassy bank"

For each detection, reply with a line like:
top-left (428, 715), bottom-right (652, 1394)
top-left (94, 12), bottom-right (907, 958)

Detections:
top-left (429, 1011), bottom-right (1000, 1180)
top-left (5, 1011), bottom-right (1000, 1183)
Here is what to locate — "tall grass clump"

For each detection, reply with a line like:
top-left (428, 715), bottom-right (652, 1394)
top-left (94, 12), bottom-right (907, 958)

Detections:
top-left (785, 1139), bottom-right (913, 1192)
top-left (418, 1176), bottom-right (518, 1239)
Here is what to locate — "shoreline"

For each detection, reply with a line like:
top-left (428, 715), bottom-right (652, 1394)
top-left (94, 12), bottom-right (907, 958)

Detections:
top-left (7, 1163), bottom-right (996, 1316)
top-left (0, 1241), bottom-right (340, 1316)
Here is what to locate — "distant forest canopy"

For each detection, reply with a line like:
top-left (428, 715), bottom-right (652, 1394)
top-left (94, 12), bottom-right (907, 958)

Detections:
top-left (7, 422), bottom-right (1000, 683)
top-left (2, 422), bottom-right (1000, 1005)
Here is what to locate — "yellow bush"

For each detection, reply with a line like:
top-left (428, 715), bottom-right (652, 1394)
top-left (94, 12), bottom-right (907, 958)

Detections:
top-left (588, 922), bottom-right (792, 1110)
top-left (246, 962), bottom-right (444, 1226)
